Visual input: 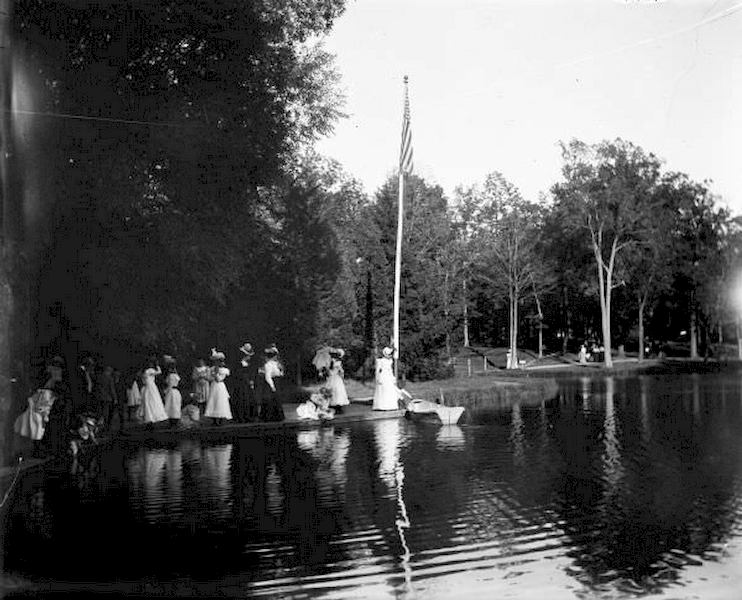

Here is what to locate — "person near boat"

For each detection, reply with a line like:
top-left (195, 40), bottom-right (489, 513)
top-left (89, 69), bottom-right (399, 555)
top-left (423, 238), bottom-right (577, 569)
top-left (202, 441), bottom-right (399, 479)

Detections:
top-left (326, 348), bottom-right (349, 413)
top-left (205, 348), bottom-right (232, 424)
top-left (256, 343), bottom-right (285, 422)
top-left (373, 346), bottom-right (399, 411)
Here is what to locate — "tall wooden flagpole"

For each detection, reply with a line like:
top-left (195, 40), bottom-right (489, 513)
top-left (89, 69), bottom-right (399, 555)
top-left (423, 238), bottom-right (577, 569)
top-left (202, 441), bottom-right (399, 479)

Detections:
top-left (393, 76), bottom-right (413, 378)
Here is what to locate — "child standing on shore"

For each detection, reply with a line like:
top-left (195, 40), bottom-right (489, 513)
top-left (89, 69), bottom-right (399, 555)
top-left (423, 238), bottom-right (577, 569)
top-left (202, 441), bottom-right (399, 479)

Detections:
top-left (163, 370), bottom-right (182, 427)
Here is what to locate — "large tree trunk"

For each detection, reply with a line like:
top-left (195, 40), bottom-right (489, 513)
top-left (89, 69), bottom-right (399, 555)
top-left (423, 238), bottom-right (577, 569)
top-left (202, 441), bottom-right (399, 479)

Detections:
top-left (562, 285), bottom-right (569, 355)
top-left (508, 284), bottom-right (519, 369)
top-left (462, 278), bottom-right (469, 347)
top-left (594, 240), bottom-right (615, 369)
top-left (638, 295), bottom-right (645, 362)
top-left (689, 308), bottom-right (698, 359)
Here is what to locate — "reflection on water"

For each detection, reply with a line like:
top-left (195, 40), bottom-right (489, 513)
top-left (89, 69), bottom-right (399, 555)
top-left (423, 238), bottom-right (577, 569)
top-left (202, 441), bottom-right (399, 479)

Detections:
top-left (3, 371), bottom-right (742, 598)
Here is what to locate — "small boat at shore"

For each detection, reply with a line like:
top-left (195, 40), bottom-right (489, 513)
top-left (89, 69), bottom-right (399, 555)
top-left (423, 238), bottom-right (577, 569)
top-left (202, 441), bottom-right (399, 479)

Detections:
top-left (404, 399), bottom-right (465, 425)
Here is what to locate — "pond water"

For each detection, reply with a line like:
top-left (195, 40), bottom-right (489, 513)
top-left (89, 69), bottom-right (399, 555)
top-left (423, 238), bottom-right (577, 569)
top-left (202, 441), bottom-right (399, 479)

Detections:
top-left (2, 371), bottom-right (742, 599)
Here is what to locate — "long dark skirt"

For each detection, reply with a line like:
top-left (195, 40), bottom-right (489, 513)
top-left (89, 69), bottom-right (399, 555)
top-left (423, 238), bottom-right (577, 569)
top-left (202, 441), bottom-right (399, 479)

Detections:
top-left (256, 379), bottom-right (284, 422)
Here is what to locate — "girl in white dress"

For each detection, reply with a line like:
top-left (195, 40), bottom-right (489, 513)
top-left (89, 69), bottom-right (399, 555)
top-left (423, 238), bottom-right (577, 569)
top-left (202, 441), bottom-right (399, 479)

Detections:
top-left (205, 348), bottom-right (232, 424)
top-left (163, 370), bottom-right (182, 425)
top-left (373, 347), bottom-right (399, 411)
top-left (327, 348), bottom-right (349, 412)
top-left (138, 361), bottom-right (168, 425)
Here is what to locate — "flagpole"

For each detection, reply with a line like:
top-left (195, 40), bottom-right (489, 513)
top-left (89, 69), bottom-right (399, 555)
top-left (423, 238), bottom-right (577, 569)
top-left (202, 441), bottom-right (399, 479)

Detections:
top-left (393, 166), bottom-right (403, 377)
top-left (392, 76), bottom-right (409, 379)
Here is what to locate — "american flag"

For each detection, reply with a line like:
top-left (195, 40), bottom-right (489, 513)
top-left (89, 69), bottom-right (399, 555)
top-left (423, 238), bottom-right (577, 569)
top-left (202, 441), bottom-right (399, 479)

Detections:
top-left (399, 76), bottom-right (413, 175)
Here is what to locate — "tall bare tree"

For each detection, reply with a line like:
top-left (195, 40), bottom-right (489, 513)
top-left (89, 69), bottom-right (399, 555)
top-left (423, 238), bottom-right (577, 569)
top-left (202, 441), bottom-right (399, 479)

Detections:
top-left (552, 139), bottom-right (662, 368)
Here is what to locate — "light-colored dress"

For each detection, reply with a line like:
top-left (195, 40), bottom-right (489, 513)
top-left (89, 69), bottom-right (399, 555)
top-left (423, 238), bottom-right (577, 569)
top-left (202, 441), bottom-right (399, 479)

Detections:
top-left (14, 388), bottom-right (55, 440)
top-left (205, 366), bottom-right (232, 419)
top-left (126, 380), bottom-right (141, 407)
top-left (372, 356), bottom-right (399, 411)
top-left (163, 372), bottom-right (182, 419)
top-left (191, 365), bottom-right (211, 405)
top-left (327, 359), bottom-right (349, 407)
top-left (139, 367), bottom-right (168, 423)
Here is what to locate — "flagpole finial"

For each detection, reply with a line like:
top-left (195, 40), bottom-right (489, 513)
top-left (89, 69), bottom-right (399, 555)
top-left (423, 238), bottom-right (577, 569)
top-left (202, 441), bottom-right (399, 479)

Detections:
top-left (403, 75), bottom-right (408, 84)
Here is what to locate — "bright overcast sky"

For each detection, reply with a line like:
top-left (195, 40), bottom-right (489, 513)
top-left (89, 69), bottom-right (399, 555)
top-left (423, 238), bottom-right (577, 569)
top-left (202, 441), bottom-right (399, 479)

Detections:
top-left (315, 0), bottom-right (742, 214)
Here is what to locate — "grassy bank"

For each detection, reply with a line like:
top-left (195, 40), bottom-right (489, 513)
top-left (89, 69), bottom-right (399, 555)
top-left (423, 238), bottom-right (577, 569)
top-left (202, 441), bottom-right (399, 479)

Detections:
top-left (304, 373), bottom-right (559, 410)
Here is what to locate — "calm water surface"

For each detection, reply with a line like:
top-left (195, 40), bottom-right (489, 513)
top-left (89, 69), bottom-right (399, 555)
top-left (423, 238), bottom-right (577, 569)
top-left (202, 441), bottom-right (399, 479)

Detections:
top-left (3, 371), bottom-right (742, 599)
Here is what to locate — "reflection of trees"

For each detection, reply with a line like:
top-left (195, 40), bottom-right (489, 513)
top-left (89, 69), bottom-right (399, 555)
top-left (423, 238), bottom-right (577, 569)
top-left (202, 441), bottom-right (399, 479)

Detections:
top-left (548, 374), bottom-right (742, 595)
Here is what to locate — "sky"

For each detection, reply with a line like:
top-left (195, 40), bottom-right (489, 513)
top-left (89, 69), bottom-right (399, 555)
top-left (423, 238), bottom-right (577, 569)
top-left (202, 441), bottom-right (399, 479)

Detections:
top-left (315, 0), bottom-right (742, 214)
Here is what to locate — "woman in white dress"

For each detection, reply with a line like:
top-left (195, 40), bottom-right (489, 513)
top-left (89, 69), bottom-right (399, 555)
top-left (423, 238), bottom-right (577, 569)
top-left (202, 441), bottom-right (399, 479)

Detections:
top-left (205, 348), bottom-right (232, 424)
top-left (163, 370), bottom-right (182, 425)
top-left (326, 348), bottom-right (349, 413)
top-left (138, 360), bottom-right (168, 425)
top-left (373, 347), bottom-right (399, 411)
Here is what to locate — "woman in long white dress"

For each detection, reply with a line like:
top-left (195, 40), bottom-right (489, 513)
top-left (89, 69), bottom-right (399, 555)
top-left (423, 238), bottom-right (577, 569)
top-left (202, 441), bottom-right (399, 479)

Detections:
top-left (138, 361), bottom-right (168, 425)
top-left (205, 348), bottom-right (232, 424)
top-left (327, 348), bottom-right (349, 412)
top-left (373, 347), bottom-right (399, 411)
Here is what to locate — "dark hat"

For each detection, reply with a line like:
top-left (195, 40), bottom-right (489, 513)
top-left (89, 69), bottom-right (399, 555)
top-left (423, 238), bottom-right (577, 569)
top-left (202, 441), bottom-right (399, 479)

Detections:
top-left (49, 355), bottom-right (65, 368)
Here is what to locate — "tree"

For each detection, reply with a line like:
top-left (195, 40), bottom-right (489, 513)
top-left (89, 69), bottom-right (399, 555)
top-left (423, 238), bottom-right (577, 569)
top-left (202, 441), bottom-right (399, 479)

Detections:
top-left (552, 139), bottom-right (662, 368)
top-left (469, 173), bottom-right (548, 368)
top-left (658, 173), bottom-right (728, 358)
top-left (14, 0), bottom-right (348, 366)
top-left (357, 174), bottom-right (455, 380)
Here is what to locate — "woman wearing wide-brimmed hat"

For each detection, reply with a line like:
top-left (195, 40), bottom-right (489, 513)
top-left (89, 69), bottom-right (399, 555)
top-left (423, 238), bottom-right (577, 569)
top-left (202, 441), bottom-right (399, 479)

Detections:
top-left (326, 348), bottom-right (349, 413)
top-left (256, 343), bottom-right (285, 422)
top-left (373, 347), bottom-right (399, 411)
top-left (205, 348), bottom-right (232, 425)
top-left (232, 342), bottom-right (257, 422)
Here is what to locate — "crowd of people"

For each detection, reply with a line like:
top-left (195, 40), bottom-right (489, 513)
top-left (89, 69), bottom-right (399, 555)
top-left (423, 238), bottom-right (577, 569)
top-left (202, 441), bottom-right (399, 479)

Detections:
top-left (12, 342), bottom-right (292, 461)
top-left (13, 340), bottom-right (401, 465)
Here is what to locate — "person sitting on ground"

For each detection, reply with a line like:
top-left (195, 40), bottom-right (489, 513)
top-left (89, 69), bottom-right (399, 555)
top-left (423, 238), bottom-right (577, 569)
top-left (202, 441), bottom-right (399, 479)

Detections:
top-left (180, 397), bottom-right (201, 429)
top-left (296, 387), bottom-right (335, 421)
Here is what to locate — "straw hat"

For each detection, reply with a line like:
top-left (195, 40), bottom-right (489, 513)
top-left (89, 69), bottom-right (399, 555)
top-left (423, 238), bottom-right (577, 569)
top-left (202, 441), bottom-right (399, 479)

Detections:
top-left (239, 343), bottom-right (254, 356)
top-left (382, 347), bottom-right (394, 358)
top-left (264, 343), bottom-right (279, 355)
top-left (329, 348), bottom-right (345, 358)
top-left (210, 347), bottom-right (226, 361)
